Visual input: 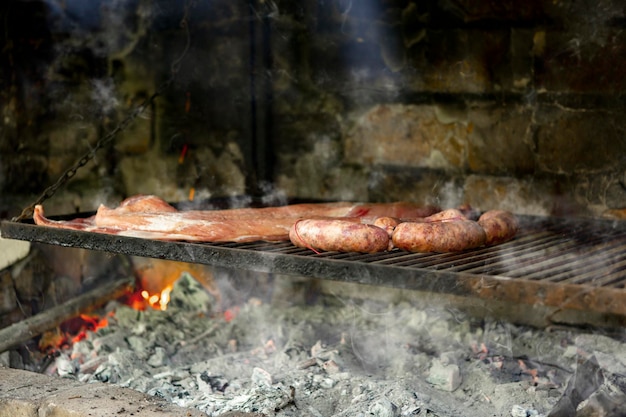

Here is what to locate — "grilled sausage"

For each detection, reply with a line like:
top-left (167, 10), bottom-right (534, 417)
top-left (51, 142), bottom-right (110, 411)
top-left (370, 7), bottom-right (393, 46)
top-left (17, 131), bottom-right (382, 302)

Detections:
top-left (424, 208), bottom-right (467, 222)
top-left (372, 217), bottom-right (401, 250)
top-left (289, 219), bottom-right (390, 253)
top-left (372, 216), bottom-right (401, 235)
top-left (392, 220), bottom-right (486, 253)
top-left (478, 210), bottom-right (518, 246)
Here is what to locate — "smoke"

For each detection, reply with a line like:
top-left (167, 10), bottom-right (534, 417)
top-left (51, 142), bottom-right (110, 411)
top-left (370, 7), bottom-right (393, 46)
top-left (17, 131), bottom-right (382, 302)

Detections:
top-left (258, 181), bottom-right (289, 207)
top-left (90, 78), bottom-right (119, 115)
top-left (435, 180), bottom-right (465, 210)
top-left (42, 0), bottom-right (153, 58)
top-left (37, 0), bottom-right (157, 119)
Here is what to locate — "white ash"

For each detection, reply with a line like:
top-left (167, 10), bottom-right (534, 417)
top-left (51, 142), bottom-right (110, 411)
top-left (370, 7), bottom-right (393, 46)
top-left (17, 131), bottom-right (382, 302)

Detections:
top-left (45, 273), bottom-right (626, 416)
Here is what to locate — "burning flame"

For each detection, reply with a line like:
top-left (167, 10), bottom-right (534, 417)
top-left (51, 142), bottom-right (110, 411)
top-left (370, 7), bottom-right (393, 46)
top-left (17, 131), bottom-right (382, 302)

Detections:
top-left (121, 283), bottom-right (175, 312)
top-left (141, 285), bottom-right (173, 311)
top-left (132, 258), bottom-right (218, 311)
top-left (40, 259), bottom-right (220, 354)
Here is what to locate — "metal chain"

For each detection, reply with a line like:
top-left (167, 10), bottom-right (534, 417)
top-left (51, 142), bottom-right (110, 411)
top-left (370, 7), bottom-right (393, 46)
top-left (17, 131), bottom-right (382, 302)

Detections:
top-left (12, 1), bottom-right (192, 222)
top-left (12, 90), bottom-right (161, 222)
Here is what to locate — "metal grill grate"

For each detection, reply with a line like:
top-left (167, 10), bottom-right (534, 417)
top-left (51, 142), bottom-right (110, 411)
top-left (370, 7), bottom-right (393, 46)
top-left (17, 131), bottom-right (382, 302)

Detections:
top-left (2, 215), bottom-right (626, 316)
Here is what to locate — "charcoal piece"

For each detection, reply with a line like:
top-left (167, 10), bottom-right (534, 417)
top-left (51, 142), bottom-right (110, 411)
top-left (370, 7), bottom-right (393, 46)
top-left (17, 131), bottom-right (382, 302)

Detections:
top-left (575, 383), bottom-right (626, 417)
top-left (198, 371), bottom-right (229, 392)
top-left (548, 355), bottom-right (604, 417)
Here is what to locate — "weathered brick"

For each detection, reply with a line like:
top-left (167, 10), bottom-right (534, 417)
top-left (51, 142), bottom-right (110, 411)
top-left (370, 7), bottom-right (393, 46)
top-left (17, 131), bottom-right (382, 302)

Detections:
top-left (367, 167), bottom-right (460, 207)
top-left (464, 173), bottom-right (599, 216)
top-left (535, 105), bottom-right (626, 174)
top-left (466, 103), bottom-right (536, 175)
top-left (535, 28), bottom-right (626, 93)
top-left (276, 161), bottom-right (369, 202)
top-left (118, 141), bottom-right (247, 201)
top-left (509, 29), bottom-right (536, 91)
top-left (463, 174), bottom-right (555, 215)
top-left (407, 29), bottom-right (510, 93)
top-left (344, 104), bottom-right (470, 170)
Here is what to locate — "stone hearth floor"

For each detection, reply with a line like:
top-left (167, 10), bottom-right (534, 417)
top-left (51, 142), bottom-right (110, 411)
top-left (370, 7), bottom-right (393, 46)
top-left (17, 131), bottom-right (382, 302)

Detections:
top-left (0, 366), bottom-right (209, 416)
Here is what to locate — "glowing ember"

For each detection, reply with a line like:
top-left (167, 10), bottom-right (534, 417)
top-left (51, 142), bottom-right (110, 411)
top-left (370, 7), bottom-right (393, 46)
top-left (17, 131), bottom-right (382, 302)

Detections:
top-left (38, 259), bottom-right (219, 357)
top-left (70, 313), bottom-right (110, 343)
top-left (223, 307), bottom-right (238, 322)
top-left (39, 312), bottom-right (113, 352)
top-left (40, 279), bottom-right (176, 354)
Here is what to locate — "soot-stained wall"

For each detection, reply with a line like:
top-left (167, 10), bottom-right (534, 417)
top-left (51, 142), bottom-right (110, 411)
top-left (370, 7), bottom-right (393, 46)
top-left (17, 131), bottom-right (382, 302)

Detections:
top-left (1, 0), bottom-right (626, 218)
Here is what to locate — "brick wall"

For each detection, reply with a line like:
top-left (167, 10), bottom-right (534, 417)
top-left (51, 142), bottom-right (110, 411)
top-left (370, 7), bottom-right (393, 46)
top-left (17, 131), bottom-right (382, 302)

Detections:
top-left (1, 0), bottom-right (625, 218)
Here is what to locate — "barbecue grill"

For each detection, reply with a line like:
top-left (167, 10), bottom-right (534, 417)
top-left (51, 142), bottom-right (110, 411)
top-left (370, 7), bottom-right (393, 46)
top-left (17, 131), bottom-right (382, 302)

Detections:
top-left (2, 0), bottom-right (625, 327)
top-left (3, 212), bottom-right (626, 317)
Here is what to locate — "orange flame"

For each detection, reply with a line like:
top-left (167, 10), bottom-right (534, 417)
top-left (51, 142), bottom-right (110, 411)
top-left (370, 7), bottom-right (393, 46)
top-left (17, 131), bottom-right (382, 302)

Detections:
top-left (132, 259), bottom-right (218, 310)
top-left (141, 285), bottom-right (173, 311)
top-left (40, 259), bottom-right (219, 355)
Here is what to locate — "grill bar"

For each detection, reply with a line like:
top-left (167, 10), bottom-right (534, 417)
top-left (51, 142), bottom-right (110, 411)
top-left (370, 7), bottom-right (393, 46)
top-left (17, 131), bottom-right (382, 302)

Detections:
top-left (2, 215), bottom-right (626, 316)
